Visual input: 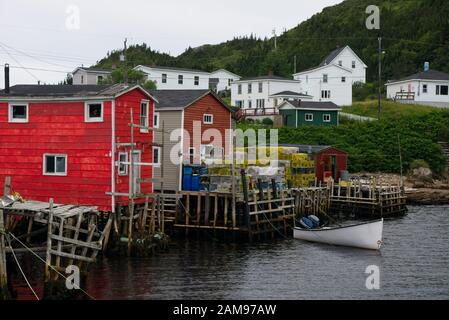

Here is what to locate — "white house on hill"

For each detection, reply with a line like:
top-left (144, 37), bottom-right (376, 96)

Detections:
top-left (293, 46), bottom-right (367, 106)
top-left (231, 75), bottom-right (312, 116)
top-left (72, 67), bottom-right (112, 85)
top-left (209, 69), bottom-right (241, 92)
top-left (134, 65), bottom-right (211, 90)
top-left (385, 66), bottom-right (449, 108)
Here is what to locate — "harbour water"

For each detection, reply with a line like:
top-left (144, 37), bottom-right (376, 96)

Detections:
top-left (10, 205), bottom-right (449, 300)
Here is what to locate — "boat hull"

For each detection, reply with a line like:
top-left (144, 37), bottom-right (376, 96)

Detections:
top-left (294, 219), bottom-right (384, 250)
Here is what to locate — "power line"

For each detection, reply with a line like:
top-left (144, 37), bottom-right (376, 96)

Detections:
top-left (0, 44), bottom-right (40, 82)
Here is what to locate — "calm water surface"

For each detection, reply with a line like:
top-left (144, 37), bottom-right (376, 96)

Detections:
top-left (10, 205), bottom-right (449, 300)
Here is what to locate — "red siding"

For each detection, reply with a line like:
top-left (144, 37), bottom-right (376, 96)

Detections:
top-left (315, 147), bottom-right (348, 182)
top-left (0, 88), bottom-right (155, 212)
top-left (114, 89), bottom-right (154, 206)
top-left (183, 94), bottom-right (231, 162)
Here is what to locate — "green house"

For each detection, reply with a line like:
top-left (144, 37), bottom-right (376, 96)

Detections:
top-left (278, 100), bottom-right (341, 127)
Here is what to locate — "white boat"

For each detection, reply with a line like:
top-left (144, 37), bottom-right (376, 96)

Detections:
top-left (294, 219), bottom-right (384, 250)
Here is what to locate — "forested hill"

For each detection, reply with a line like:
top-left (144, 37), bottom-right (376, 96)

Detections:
top-left (94, 0), bottom-right (449, 82)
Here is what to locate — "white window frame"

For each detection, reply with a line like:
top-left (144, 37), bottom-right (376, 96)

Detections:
top-left (321, 90), bottom-right (331, 99)
top-left (162, 73), bottom-right (167, 84)
top-left (140, 100), bottom-right (149, 133)
top-left (338, 60), bottom-right (342, 66)
top-left (153, 112), bottom-right (160, 129)
top-left (43, 154), bottom-right (67, 176)
top-left (248, 100), bottom-right (252, 109)
top-left (97, 75), bottom-right (103, 84)
top-left (194, 76), bottom-right (200, 86)
top-left (352, 61), bottom-right (356, 68)
top-left (84, 101), bottom-right (104, 123)
top-left (341, 77), bottom-right (346, 83)
top-left (248, 83), bottom-right (252, 94)
top-left (258, 82), bottom-right (263, 93)
top-left (436, 85), bottom-right (448, 96)
top-left (323, 74), bottom-right (328, 83)
top-left (118, 152), bottom-right (128, 176)
top-left (189, 147), bottom-right (195, 164)
top-left (238, 84), bottom-right (242, 95)
top-left (152, 146), bottom-right (161, 167)
top-left (323, 114), bottom-right (331, 123)
top-left (305, 113), bottom-right (314, 122)
top-left (8, 103), bottom-right (29, 123)
top-left (422, 84), bottom-right (428, 94)
top-left (203, 114), bottom-right (214, 124)
top-left (256, 99), bottom-right (265, 109)
top-left (178, 75), bottom-right (183, 85)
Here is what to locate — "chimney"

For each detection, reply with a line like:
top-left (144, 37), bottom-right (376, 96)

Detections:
top-left (424, 62), bottom-right (430, 72)
top-left (4, 63), bottom-right (10, 94)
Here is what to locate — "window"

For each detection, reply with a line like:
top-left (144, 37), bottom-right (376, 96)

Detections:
top-left (323, 74), bottom-right (328, 83)
top-left (43, 154), bottom-right (67, 176)
top-left (194, 76), bottom-right (200, 86)
top-left (256, 99), bottom-right (265, 109)
top-left (306, 75), bottom-right (309, 83)
top-left (97, 75), bottom-right (103, 84)
top-left (81, 75), bottom-right (84, 84)
top-left (341, 77), bottom-right (346, 83)
top-left (153, 112), bottom-right (159, 129)
top-left (178, 75), bottom-right (183, 85)
top-left (238, 84), bottom-right (242, 94)
top-left (321, 90), bottom-right (331, 99)
top-left (248, 100), bottom-right (252, 109)
top-left (323, 114), bottom-right (331, 122)
top-left (8, 103), bottom-right (28, 123)
top-left (189, 147), bottom-right (195, 164)
top-left (338, 60), bottom-right (342, 66)
top-left (140, 101), bottom-right (149, 133)
top-left (248, 83), bottom-right (252, 94)
top-left (228, 79), bottom-right (232, 86)
top-left (152, 147), bottom-right (161, 166)
top-left (118, 152), bottom-right (128, 176)
top-left (305, 114), bottom-right (313, 122)
top-left (258, 82), bottom-right (263, 93)
top-left (352, 61), bottom-right (356, 68)
top-left (436, 85), bottom-right (448, 96)
top-left (235, 100), bottom-right (244, 108)
top-left (203, 114), bottom-right (213, 124)
top-left (85, 102), bottom-right (103, 122)
top-left (162, 74), bottom-right (167, 84)
top-left (423, 84), bottom-right (428, 94)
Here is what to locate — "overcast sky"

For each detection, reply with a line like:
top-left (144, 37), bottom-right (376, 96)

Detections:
top-left (0, 0), bottom-right (343, 87)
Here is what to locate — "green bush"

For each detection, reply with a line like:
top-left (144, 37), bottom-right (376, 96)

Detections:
top-left (262, 118), bottom-right (274, 126)
top-left (410, 160), bottom-right (430, 170)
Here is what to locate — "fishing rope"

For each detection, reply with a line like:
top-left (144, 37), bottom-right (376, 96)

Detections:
top-left (5, 235), bottom-right (40, 300)
top-left (6, 232), bottom-right (96, 300)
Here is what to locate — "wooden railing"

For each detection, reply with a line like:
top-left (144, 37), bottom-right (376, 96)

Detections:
top-left (237, 108), bottom-right (279, 119)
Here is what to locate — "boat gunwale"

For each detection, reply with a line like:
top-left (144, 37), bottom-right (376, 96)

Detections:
top-left (294, 219), bottom-right (383, 232)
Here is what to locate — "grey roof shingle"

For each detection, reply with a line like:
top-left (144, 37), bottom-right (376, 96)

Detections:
top-left (319, 47), bottom-right (345, 67)
top-left (238, 75), bottom-right (298, 82)
top-left (0, 84), bottom-right (129, 97)
top-left (389, 69), bottom-right (449, 83)
top-left (140, 65), bottom-right (210, 74)
top-left (271, 91), bottom-right (313, 97)
top-left (280, 100), bottom-right (341, 110)
top-left (149, 90), bottom-right (230, 112)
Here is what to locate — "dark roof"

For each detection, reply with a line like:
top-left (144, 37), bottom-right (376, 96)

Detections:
top-left (0, 84), bottom-right (131, 97)
top-left (319, 47), bottom-right (345, 67)
top-left (239, 75), bottom-right (297, 82)
top-left (271, 91), bottom-right (313, 97)
top-left (149, 90), bottom-right (230, 111)
top-left (280, 100), bottom-right (341, 110)
top-left (389, 69), bottom-right (449, 83)
top-left (139, 65), bottom-right (209, 74)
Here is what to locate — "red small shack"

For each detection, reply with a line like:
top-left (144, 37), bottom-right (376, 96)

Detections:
top-left (0, 83), bottom-right (157, 212)
top-left (282, 144), bottom-right (348, 182)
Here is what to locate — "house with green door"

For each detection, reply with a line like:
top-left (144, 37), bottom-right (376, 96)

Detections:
top-left (278, 100), bottom-right (341, 127)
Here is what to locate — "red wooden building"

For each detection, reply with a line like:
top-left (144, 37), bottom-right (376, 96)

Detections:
top-left (149, 90), bottom-right (233, 191)
top-left (0, 84), bottom-right (157, 212)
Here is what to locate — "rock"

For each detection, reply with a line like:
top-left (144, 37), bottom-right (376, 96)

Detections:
top-left (411, 167), bottom-right (434, 183)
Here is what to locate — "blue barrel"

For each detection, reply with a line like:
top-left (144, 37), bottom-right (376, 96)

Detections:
top-left (191, 175), bottom-right (201, 191)
top-left (183, 175), bottom-right (192, 191)
top-left (183, 166), bottom-right (193, 175)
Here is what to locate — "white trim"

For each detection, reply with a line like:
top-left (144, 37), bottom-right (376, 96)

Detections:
top-left (210, 69), bottom-right (241, 79)
top-left (140, 100), bottom-right (150, 133)
top-left (305, 113), bottom-right (314, 122)
top-left (134, 65), bottom-right (211, 76)
top-left (293, 63), bottom-right (353, 77)
top-left (84, 101), bottom-right (104, 123)
top-left (129, 150), bottom-right (142, 196)
top-left (278, 101), bottom-right (340, 112)
top-left (179, 110), bottom-right (185, 191)
top-left (118, 152), bottom-right (128, 176)
top-left (385, 78), bottom-right (449, 86)
top-left (8, 103), bottom-right (29, 123)
top-left (43, 153), bottom-right (68, 176)
top-left (153, 112), bottom-right (160, 129)
top-left (323, 114), bottom-right (331, 123)
top-left (235, 79), bottom-right (301, 84)
top-left (111, 99), bottom-right (116, 213)
top-left (152, 146), bottom-right (162, 167)
top-left (203, 114), bottom-right (214, 124)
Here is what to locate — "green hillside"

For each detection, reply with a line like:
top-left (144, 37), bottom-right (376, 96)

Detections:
top-left (94, 0), bottom-right (449, 82)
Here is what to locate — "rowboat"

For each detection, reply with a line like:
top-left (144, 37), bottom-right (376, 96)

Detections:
top-left (294, 219), bottom-right (384, 250)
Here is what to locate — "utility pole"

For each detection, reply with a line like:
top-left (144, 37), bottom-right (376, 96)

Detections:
top-left (122, 38), bottom-right (128, 85)
top-left (378, 36), bottom-right (382, 120)
top-left (272, 29), bottom-right (277, 50)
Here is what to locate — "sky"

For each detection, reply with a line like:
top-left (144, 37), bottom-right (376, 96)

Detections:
top-left (0, 0), bottom-right (343, 87)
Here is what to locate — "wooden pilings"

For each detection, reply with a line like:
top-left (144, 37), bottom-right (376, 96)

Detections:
top-left (0, 209), bottom-right (10, 300)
